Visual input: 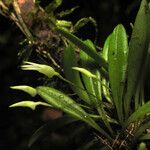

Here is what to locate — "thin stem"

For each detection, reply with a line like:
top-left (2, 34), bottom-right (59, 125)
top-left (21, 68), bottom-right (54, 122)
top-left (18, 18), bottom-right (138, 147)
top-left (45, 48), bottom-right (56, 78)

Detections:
top-left (12, 0), bottom-right (34, 42)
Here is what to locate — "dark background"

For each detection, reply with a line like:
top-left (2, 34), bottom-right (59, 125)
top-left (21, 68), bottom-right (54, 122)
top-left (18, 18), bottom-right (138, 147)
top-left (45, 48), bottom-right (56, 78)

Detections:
top-left (0, 0), bottom-right (142, 150)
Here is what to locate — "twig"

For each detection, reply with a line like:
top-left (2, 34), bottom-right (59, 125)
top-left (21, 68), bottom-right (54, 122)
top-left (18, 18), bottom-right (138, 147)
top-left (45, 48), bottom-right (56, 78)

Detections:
top-left (0, 1), bottom-right (25, 34)
top-left (12, 0), bottom-right (34, 42)
top-left (94, 133), bottom-right (113, 150)
top-left (42, 50), bottom-right (62, 70)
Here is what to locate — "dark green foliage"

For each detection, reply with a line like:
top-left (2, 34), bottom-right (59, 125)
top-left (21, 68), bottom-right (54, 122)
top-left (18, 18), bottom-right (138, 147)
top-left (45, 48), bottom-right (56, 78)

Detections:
top-left (5, 0), bottom-right (150, 149)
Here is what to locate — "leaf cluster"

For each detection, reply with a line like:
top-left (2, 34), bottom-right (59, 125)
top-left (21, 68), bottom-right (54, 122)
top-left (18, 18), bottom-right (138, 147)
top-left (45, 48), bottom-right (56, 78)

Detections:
top-left (9, 0), bottom-right (150, 149)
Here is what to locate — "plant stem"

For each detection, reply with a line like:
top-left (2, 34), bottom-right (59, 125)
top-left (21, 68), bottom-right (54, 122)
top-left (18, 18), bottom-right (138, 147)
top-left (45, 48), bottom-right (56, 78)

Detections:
top-left (12, 0), bottom-right (34, 43)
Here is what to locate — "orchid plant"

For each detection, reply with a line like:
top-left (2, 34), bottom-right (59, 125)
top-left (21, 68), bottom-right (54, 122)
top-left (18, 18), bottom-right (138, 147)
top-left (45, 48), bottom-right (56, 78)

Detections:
top-left (8, 0), bottom-right (150, 149)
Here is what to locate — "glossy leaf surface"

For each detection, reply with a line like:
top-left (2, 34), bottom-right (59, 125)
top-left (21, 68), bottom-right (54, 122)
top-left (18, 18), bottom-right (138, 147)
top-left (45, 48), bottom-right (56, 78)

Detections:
top-left (22, 62), bottom-right (59, 78)
top-left (72, 67), bottom-right (97, 79)
top-left (124, 0), bottom-right (150, 117)
top-left (102, 35), bottom-right (111, 103)
top-left (79, 40), bottom-right (113, 134)
top-left (36, 86), bottom-right (111, 139)
top-left (79, 40), bottom-right (99, 106)
top-left (10, 85), bottom-right (37, 97)
top-left (108, 24), bottom-right (128, 123)
top-left (9, 101), bottom-right (50, 110)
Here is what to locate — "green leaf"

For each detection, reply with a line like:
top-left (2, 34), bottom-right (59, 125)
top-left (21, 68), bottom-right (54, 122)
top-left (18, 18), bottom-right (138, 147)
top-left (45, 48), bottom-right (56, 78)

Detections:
top-left (36, 86), bottom-right (111, 139)
top-left (56, 27), bottom-right (108, 70)
top-left (21, 62), bottom-right (72, 86)
top-left (56, 6), bottom-right (79, 18)
top-left (134, 121), bottom-right (150, 139)
top-left (29, 115), bottom-right (77, 147)
top-left (63, 43), bottom-right (90, 104)
top-left (73, 17), bottom-right (98, 42)
top-left (45, 0), bottom-right (62, 14)
top-left (79, 40), bottom-right (113, 134)
top-left (139, 134), bottom-right (150, 141)
top-left (93, 70), bottom-right (102, 104)
top-left (143, 43), bottom-right (150, 84)
top-left (134, 80), bottom-right (142, 111)
top-left (101, 35), bottom-right (112, 103)
top-left (79, 40), bottom-right (101, 106)
top-left (108, 24), bottom-right (128, 123)
top-left (72, 67), bottom-right (97, 79)
top-left (102, 35), bottom-right (111, 61)
top-left (10, 85), bottom-right (37, 97)
top-left (9, 101), bottom-right (51, 110)
top-left (56, 20), bottom-right (72, 28)
top-left (89, 114), bottom-right (118, 124)
top-left (126, 101), bottom-right (150, 126)
top-left (21, 61), bottom-right (59, 78)
top-left (138, 142), bottom-right (148, 150)
top-left (124, 0), bottom-right (150, 117)
top-left (73, 17), bottom-right (97, 34)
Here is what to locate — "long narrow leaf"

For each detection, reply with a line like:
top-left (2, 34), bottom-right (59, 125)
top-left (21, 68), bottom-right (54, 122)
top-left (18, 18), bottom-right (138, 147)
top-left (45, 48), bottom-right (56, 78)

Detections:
top-left (10, 85), bottom-right (37, 97)
top-left (36, 86), bottom-right (111, 139)
top-left (72, 67), bottom-right (97, 79)
top-left (21, 61), bottom-right (59, 78)
top-left (108, 24), bottom-right (128, 124)
top-left (124, 0), bottom-right (150, 117)
top-left (45, 0), bottom-right (62, 14)
top-left (57, 27), bottom-right (108, 70)
top-left (79, 40), bottom-right (100, 106)
top-left (126, 101), bottom-right (150, 126)
top-left (79, 40), bottom-right (113, 134)
top-left (102, 35), bottom-right (112, 103)
top-left (9, 101), bottom-right (51, 110)
top-left (63, 43), bottom-right (90, 104)
top-left (56, 6), bottom-right (79, 18)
